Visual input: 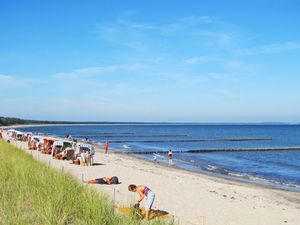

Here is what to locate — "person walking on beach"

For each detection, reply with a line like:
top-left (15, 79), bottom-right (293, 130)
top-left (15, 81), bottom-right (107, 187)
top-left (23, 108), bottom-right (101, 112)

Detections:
top-left (128, 184), bottom-right (155, 220)
top-left (168, 149), bottom-right (173, 166)
top-left (104, 140), bottom-right (109, 154)
top-left (153, 153), bottom-right (157, 162)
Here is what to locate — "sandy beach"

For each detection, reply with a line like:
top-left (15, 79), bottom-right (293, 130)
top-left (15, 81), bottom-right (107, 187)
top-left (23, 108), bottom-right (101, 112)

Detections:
top-left (2, 130), bottom-right (300, 225)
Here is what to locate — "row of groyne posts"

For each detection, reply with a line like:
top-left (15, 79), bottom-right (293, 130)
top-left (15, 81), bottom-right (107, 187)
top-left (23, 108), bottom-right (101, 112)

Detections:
top-left (8, 138), bottom-right (181, 224)
top-left (109, 137), bottom-right (300, 154)
top-left (122, 146), bottom-right (300, 155)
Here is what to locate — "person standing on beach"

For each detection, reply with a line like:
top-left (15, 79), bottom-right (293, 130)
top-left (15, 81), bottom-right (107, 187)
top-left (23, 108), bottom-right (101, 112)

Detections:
top-left (168, 149), bottom-right (173, 166)
top-left (104, 140), bottom-right (109, 154)
top-left (128, 184), bottom-right (155, 220)
top-left (80, 150), bottom-right (87, 165)
top-left (66, 134), bottom-right (73, 141)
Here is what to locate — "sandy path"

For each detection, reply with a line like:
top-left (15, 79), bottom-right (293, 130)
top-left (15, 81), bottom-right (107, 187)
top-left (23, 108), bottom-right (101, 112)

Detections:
top-left (2, 132), bottom-right (300, 225)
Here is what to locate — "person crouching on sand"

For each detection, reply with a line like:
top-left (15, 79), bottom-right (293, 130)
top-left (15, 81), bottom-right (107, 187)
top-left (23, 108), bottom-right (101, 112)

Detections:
top-left (128, 184), bottom-right (155, 220)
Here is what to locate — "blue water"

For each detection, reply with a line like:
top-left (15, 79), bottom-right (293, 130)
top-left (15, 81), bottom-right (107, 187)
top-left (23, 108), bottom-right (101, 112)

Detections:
top-left (19, 124), bottom-right (300, 190)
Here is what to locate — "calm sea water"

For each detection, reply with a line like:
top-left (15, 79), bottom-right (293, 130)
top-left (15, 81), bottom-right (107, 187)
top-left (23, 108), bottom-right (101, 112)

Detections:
top-left (19, 124), bottom-right (300, 191)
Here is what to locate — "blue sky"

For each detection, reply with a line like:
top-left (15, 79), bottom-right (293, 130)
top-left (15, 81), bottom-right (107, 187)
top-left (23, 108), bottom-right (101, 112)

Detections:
top-left (0, 0), bottom-right (300, 122)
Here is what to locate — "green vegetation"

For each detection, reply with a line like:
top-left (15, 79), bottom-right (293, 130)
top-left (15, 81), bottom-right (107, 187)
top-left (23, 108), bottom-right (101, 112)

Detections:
top-left (0, 116), bottom-right (34, 126)
top-left (0, 140), bottom-right (173, 225)
top-left (0, 116), bottom-right (95, 126)
top-left (0, 116), bottom-right (173, 126)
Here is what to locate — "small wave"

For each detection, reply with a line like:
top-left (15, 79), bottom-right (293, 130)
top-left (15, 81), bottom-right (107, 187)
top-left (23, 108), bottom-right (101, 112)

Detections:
top-left (206, 165), bottom-right (218, 171)
top-left (228, 172), bottom-right (251, 179)
top-left (152, 153), bottom-right (165, 159)
top-left (123, 144), bottom-right (132, 149)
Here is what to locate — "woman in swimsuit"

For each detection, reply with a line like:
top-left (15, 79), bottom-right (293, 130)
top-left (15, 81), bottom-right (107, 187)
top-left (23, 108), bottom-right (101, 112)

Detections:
top-left (128, 184), bottom-right (155, 220)
top-left (86, 176), bottom-right (119, 185)
top-left (86, 177), bottom-right (113, 184)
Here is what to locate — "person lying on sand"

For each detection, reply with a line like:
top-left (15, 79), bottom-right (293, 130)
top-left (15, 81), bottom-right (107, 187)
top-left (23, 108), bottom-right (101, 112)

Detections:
top-left (128, 184), bottom-right (155, 220)
top-left (85, 176), bottom-right (119, 185)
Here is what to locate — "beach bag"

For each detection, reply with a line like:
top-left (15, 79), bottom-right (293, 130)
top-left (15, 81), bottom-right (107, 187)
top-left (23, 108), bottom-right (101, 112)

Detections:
top-left (111, 176), bottom-right (119, 184)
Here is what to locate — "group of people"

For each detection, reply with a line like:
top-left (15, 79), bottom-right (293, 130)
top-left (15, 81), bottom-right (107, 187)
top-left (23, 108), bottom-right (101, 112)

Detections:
top-left (71, 144), bottom-right (94, 165)
top-left (127, 151), bottom-right (173, 219)
top-left (81, 137), bottom-right (158, 220)
top-left (84, 140), bottom-right (175, 220)
top-left (153, 149), bottom-right (173, 166)
top-left (5, 129), bottom-right (166, 220)
top-left (77, 149), bottom-right (93, 165)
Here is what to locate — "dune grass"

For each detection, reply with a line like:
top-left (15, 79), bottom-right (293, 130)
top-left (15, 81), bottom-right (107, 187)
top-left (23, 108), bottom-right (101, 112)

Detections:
top-left (0, 140), bottom-right (173, 225)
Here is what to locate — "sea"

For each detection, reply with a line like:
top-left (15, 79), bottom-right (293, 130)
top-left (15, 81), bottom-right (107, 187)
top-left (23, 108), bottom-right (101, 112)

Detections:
top-left (18, 124), bottom-right (300, 191)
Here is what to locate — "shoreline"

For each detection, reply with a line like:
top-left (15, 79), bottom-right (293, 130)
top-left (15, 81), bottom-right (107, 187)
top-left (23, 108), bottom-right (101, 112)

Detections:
top-left (4, 123), bottom-right (300, 193)
top-left (2, 125), bottom-right (300, 225)
top-left (113, 150), bottom-right (300, 194)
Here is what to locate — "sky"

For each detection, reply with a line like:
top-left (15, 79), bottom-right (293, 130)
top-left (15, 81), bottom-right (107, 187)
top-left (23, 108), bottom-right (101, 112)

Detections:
top-left (0, 0), bottom-right (300, 122)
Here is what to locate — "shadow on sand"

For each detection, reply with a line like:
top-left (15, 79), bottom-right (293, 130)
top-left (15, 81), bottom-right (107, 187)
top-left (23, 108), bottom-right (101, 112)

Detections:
top-left (118, 207), bottom-right (171, 220)
top-left (92, 163), bottom-right (105, 166)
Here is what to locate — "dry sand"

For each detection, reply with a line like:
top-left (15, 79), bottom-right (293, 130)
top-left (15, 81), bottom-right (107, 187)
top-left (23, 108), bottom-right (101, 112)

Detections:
top-left (2, 131), bottom-right (300, 225)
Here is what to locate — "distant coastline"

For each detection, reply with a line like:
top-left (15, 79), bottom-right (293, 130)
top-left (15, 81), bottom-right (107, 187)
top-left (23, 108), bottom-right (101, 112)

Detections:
top-left (1, 116), bottom-right (299, 127)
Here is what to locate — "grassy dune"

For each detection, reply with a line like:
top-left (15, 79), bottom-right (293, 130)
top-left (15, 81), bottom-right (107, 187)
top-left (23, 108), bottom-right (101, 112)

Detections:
top-left (0, 140), bottom-right (172, 225)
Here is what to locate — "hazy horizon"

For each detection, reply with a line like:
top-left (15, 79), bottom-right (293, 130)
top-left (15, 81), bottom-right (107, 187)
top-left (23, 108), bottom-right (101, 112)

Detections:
top-left (1, 115), bottom-right (299, 125)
